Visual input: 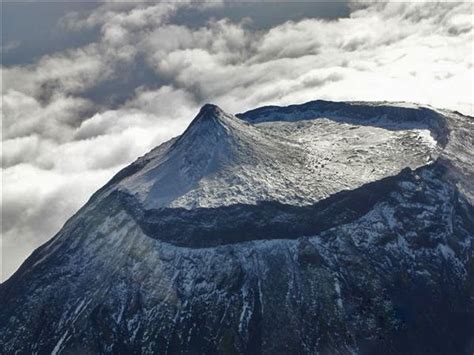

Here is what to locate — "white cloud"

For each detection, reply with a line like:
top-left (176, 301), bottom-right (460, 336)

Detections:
top-left (74, 86), bottom-right (197, 140)
top-left (132, 2), bottom-right (472, 113)
top-left (2, 1), bottom-right (473, 280)
top-left (1, 164), bottom-right (115, 279)
top-left (3, 45), bottom-right (112, 99)
top-left (2, 90), bottom-right (93, 142)
top-left (1, 85), bottom-right (198, 279)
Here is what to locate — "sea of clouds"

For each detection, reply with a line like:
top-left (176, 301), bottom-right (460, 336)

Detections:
top-left (1, 1), bottom-right (473, 280)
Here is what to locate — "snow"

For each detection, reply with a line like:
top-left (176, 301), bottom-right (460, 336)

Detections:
top-left (334, 278), bottom-right (343, 310)
top-left (51, 330), bottom-right (69, 355)
top-left (119, 104), bottom-right (441, 210)
top-left (238, 290), bottom-right (251, 334)
top-left (73, 299), bottom-right (87, 316)
top-left (3, 101), bottom-right (472, 354)
top-left (438, 244), bottom-right (455, 259)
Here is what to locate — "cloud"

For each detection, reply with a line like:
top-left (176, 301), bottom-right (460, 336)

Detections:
top-left (74, 86), bottom-right (197, 140)
top-left (1, 164), bottom-right (116, 278)
top-left (1, 85), bottom-right (199, 279)
top-left (2, 90), bottom-right (94, 142)
top-left (134, 2), bottom-right (472, 112)
top-left (2, 45), bottom-right (113, 100)
top-left (2, 1), bottom-right (473, 280)
top-left (0, 40), bottom-right (20, 54)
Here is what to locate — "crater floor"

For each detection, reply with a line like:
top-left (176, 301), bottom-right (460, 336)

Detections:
top-left (120, 105), bottom-right (440, 210)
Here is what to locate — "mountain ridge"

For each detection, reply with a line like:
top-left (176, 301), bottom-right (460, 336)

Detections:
top-left (1, 99), bottom-right (473, 355)
top-left (114, 101), bottom-right (443, 210)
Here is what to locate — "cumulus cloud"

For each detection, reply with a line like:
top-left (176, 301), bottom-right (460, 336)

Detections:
top-left (74, 86), bottom-right (197, 140)
top-left (2, 90), bottom-right (93, 142)
top-left (2, 1), bottom-right (473, 280)
top-left (1, 164), bottom-right (115, 278)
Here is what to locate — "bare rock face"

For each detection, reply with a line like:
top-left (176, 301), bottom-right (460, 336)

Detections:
top-left (1, 100), bottom-right (473, 355)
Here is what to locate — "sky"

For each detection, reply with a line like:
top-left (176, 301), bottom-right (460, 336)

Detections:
top-left (1, 1), bottom-right (473, 281)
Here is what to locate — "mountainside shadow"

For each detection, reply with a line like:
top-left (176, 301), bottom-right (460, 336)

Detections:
top-left (110, 162), bottom-right (471, 248)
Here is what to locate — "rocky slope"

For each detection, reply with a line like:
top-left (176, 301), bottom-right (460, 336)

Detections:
top-left (1, 100), bottom-right (473, 355)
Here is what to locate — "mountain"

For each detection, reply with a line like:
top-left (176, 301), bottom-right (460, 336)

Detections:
top-left (1, 100), bottom-right (473, 354)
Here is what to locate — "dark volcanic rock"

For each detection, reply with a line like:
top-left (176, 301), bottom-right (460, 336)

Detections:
top-left (0, 101), bottom-right (473, 355)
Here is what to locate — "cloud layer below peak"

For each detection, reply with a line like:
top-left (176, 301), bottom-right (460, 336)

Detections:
top-left (1, 1), bottom-right (473, 280)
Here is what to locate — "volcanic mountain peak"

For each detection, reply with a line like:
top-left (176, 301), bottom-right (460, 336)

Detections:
top-left (117, 102), bottom-right (442, 210)
top-left (190, 103), bottom-right (229, 124)
top-left (1, 100), bottom-right (473, 355)
top-left (175, 104), bottom-right (255, 145)
top-left (117, 104), bottom-right (279, 209)
top-left (178, 103), bottom-right (237, 138)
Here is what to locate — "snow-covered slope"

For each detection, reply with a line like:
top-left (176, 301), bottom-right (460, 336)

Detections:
top-left (119, 102), bottom-right (440, 209)
top-left (0, 100), bottom-right (473, 355)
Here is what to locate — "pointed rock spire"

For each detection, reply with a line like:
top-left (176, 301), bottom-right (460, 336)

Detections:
top-left (198, 103), bottom-right (226, 118)
top-left (188, 103), bottom-right (229, 128)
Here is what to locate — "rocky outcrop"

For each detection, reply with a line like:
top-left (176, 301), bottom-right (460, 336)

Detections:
top-left (0, 101), bottom-right (472, 355)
